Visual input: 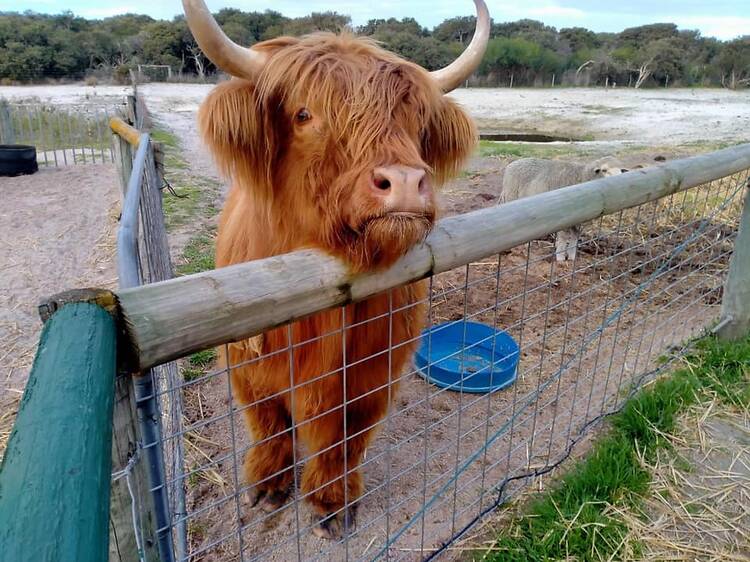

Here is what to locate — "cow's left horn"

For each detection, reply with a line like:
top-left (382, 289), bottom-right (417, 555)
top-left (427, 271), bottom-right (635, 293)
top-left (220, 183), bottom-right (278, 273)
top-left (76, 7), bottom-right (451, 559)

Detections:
top-left (430, 0), bottom-right (490, 92)
top-left (182, 0), bottom-right (267, 80)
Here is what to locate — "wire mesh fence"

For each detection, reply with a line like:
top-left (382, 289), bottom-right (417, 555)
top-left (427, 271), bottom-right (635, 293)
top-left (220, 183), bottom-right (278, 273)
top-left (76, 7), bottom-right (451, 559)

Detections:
top-left (126, 162), bottom-right (748, 561)
top-left (0, 99), bottom-right (116, 166)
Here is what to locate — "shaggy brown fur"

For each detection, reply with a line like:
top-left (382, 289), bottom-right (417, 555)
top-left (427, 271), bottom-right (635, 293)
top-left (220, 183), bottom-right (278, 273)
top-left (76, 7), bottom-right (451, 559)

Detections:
top-left (199, 32), bottom-right (476, 537)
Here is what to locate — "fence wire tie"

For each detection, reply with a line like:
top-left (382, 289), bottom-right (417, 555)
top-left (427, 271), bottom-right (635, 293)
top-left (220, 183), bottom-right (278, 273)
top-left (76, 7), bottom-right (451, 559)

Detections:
top-left (111, 448), bottom-right (140, 482)
top-left (161, 177), bottom-right (188, 198)
top-left (111, 446), bottom-right (148, 562)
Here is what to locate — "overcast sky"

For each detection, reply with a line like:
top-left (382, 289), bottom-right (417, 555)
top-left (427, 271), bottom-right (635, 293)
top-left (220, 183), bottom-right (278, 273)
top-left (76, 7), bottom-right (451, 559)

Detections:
top-left (6, 1), bottom-right (750, 40)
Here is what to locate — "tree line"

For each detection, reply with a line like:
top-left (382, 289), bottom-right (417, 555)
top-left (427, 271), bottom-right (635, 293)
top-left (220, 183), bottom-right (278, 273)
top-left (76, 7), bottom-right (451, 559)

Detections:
top-left (1, 9), bottom-right (748, 88)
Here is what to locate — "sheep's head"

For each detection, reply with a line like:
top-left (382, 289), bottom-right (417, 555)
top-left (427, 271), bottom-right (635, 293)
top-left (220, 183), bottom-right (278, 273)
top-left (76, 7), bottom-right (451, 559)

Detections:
top-left (591, 158), bottom-right (629, 178)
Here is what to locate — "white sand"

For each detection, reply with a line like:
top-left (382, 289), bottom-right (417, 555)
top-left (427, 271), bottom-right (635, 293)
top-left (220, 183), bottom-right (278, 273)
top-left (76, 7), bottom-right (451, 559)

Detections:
top-left (2, 83), bottom-right (749, 147)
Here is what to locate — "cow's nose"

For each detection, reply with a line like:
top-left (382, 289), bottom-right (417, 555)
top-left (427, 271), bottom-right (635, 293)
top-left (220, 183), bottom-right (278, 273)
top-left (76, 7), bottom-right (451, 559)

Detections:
top-left (371, 165), bottom-right (431, 213)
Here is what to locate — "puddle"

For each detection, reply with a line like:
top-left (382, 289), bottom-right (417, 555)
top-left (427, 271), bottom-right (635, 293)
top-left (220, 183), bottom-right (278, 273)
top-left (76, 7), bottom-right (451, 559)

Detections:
top-left (480, 132), bottom-right (581, 142)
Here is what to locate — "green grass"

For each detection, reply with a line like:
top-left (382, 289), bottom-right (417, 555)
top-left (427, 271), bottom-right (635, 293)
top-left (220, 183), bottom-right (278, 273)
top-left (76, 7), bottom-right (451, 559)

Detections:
top-left (481, 335), bottom-right (750, 562)
top-left (177, 231), bottom-right (216, 276)
top-left (152, 125), bottom-right (221, 230)
top-left (176, 230), bottom-right (219, 382)
top-left (478, 140), bottom-right (592, 159)
top-left (150, 128), bottom-right (180, 149)
top-left (190, 349), bottom-right (218, 368)
top-left (161, 183), bottom-right (204, 229)
top-left (162, 175), bottom-right (220, 230)
top-left (152, 127), bottom-right (188, 170)
top-left (181, 349), bottom-right (219, 383)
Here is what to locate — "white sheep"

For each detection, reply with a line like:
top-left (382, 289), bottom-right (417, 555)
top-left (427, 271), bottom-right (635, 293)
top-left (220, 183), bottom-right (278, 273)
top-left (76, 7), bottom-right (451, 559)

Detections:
top-left (501, 157), bottom-right (628, 262)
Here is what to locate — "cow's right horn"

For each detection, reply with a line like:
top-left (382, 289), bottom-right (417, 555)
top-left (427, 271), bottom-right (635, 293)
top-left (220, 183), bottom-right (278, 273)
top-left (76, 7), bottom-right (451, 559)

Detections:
top-left (182, 0), bottom-right (267, 80)
top-left (430, 0), bottom-right (490, 92)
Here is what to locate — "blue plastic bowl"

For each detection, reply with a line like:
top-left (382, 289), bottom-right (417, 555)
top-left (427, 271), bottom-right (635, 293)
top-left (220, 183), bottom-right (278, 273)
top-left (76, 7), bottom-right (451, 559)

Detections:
top-left (414, 321), bottom-right (520, 393)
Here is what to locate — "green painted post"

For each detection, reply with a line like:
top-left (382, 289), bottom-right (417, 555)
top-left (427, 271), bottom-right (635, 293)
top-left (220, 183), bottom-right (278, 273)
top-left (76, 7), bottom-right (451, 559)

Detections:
top-left (0, 303), bottom-right (117, 562)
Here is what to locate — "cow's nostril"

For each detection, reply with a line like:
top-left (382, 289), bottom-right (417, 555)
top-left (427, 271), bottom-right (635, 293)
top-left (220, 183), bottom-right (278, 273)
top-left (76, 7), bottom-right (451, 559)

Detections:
top-left (374, 177), bottom-right (391, 190)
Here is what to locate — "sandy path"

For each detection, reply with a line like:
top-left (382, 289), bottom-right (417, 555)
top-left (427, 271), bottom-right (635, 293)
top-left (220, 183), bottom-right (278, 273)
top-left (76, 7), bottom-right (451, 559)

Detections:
top-left (0, 164), bottom-right (120, 408)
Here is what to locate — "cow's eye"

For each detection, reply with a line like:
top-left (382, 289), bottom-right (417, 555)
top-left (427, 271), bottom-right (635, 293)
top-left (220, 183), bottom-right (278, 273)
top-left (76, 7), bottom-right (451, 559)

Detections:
top-left (295, 108), bottom-right (312, 124)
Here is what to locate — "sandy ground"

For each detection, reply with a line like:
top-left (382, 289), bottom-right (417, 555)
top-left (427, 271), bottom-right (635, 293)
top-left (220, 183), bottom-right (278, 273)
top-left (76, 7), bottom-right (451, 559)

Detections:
top-left (2, 84), bottom-right (749, 149)
top-left (455, 87), bottom-right (750, 145)
top-left (0, 165), bottom-right (119, 410)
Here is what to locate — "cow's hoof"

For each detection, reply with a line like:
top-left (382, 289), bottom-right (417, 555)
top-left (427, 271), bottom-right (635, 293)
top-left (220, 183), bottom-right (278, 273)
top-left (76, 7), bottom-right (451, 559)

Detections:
top-left (312, 506), bottom-right (357, 540)
top-left (249, 488), bottom-right (290, 513)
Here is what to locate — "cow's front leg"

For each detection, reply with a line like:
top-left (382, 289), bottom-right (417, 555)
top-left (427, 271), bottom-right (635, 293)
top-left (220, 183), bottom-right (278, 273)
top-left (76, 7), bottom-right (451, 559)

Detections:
top-left (296, 388), bottom-right (387, 539)
top-left (238, 393), bottom-right (294, 513)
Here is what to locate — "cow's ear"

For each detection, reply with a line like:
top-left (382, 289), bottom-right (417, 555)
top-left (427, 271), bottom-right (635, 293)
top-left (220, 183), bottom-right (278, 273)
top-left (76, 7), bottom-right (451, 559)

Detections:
top-left (422, 98), bottom-right (477, 186)
top-left (198, 78), bottom-right (276, 200)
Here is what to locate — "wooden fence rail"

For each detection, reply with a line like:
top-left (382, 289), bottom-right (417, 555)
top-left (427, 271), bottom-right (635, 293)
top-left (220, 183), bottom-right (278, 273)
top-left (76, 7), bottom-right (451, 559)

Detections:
top-left (117, 142), bottom-right (750, 371)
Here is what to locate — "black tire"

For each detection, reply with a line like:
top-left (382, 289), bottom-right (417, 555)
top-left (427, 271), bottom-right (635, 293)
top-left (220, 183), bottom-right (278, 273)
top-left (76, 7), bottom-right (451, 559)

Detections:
top-left (0, 144), bottom-right (39, 176)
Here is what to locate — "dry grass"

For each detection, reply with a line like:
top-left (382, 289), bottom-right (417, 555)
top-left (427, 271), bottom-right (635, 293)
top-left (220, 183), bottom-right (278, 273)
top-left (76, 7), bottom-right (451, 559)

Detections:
top-left (616, 397), bottom-right (750, 561)
top-left (0, 395), bottom-right (20, 462)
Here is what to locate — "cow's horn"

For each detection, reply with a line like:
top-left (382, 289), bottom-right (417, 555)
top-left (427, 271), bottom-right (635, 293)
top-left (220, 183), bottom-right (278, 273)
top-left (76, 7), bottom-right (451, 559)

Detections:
top-left (430, 0), bottom-right (491, 92)
top-left (182, 0), bottom-right (267, 80)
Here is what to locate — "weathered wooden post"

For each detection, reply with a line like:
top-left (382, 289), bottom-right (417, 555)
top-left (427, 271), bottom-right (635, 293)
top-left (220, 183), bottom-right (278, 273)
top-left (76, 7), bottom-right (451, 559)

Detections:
top-left (0, 98), bottom-right (15, 145)
top-left (0, 303), bottom-right (116, 562)
top-left (718, 179), bottom-right (750, 341)
top-left (110, 115), bottom-right (143, 196)
top-left (109, 375), bottom-right (160, 562)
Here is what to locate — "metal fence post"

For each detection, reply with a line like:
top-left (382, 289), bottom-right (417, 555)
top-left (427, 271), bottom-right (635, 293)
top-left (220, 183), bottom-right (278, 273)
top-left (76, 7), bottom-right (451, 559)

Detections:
top-left (717, 180), bottom-right (750, 341)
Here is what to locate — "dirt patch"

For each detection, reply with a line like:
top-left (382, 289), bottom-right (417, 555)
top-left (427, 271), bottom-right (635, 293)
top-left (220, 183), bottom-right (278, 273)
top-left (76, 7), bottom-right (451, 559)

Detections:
top-left (0, 165), bottom-right (119, 421)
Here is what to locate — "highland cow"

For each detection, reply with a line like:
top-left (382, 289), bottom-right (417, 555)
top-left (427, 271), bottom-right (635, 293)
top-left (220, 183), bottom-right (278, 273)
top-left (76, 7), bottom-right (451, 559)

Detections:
top-left (183, 0), bottom-right (489, 538)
